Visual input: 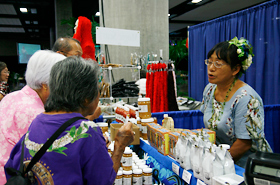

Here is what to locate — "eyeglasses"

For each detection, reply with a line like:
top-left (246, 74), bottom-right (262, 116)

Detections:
top-left (204, 59), bottom-right (227, 68)
top-left (2, 71), bottom-right (10, 74)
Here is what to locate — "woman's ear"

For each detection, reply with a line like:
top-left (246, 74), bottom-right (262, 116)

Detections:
top-left (42, 83), bottom-right (48, 91)
top-left (232, 64), bottom-right (241, 76)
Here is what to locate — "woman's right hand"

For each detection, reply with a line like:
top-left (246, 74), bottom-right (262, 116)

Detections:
top-left (114, 122), bottom-right (135, 149)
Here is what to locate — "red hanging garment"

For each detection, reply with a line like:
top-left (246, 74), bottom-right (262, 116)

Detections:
top-left (160, 63), bottom-right (168, 112)
top-left (163, 63), bottom-right (168, 111)
top-left (150, 63), bottom-right (155, 112)
top-left (146, 64), bottom-right (151, 98)
top-left (152, 63), bottom-right (159, 113)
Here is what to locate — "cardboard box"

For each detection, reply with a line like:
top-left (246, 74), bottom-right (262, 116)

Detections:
top-left (168, 132), bottom-right (180, 158)
top-left (155, 127), bottom-right (170, 155)
top-left (147, 123), bottom-right (162, 148)
top-left (196, 128), bottom-right (216, 144)
top-left (110, 123), bottom-right (140, 145)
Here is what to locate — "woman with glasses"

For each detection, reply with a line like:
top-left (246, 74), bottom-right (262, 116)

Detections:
top-left (200, 37), bottom-right (272, 167)
top-left (0, 61), bottom-right (10, 101)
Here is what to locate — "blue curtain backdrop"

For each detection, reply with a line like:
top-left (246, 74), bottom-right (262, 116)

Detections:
top-left (188, 0), bottom-right (280, 105)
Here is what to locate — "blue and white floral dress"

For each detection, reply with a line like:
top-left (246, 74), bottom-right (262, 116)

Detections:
top-left (200, 83), bottom-right (272, 166)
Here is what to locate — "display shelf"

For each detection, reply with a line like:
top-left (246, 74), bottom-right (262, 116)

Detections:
top-left (99, 66), bottom-right (141, 101)
top-left (139, 138), bottom-right (245, 185)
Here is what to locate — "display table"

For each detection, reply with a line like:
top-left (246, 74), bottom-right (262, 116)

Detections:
top-left (140, 139), bottom-right (245, 185)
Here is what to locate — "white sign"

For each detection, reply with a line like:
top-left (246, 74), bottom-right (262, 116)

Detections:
top-left (96, 27), bottom-right (140, 47)
top-left (197, 179), bottom-right (207, 185)
top-left (182, 169), bottom-right (192, 184)
top-left (172, 162), bottom-right (180, 176)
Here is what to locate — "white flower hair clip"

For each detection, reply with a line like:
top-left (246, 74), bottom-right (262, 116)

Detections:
top-left (229, 37), bottom-right (254, 71)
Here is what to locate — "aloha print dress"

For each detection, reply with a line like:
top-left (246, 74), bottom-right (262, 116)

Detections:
top-left (200, 83), bottom-right (272, 154)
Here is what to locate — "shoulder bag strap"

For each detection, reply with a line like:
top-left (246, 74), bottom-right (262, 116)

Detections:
top-left (19, 135), bottom-right (25, 173)
top-left (24, 116), bottom-right (87, 174)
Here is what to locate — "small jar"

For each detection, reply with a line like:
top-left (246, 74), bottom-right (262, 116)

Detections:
top-left (138, 98), bottom-right (151, 119)
top-left (133, 169), bottom-right (143, 185)
top-left (114, 170), bottom-right (123, 185)
top-left (96, 122), bottom-right (108, 134)
top-left (141, 118), bottom-right (154, 140)
top-left (143, 168), bottom-right (153, 185)
top-left (136, 117), bottom-right (142, 137)
top-left (122, 147), bottom-right (132, 171)
top-left (123, 170), bottom-right (132, 185)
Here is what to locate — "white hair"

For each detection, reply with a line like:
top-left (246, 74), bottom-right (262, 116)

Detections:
top-left (25, 50), bottom-right (66, 89)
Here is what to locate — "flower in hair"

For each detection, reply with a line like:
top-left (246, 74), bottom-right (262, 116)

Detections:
top-left (228, 37), bottom-right (254, 71)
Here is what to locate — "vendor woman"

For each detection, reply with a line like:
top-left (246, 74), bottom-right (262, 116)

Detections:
top-left (200, 37), bottom-right (272, 167)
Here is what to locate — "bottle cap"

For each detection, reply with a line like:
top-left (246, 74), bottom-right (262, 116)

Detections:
top-left (117, 170), bottom-right (123, 175)
top-left (141, 118), bottom-right (154, 123)
top-left (138, 97), bottom-right (150, 102)
top-left (133, 169), bottom-right (143, 174)
top-left (123, 170), bottom-right (132, 175)
top-left (143, 168), bottom-right (152, 173)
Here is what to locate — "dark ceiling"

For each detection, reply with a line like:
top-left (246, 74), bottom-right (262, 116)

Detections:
top-left (0, 0), bottom-right (269, 42)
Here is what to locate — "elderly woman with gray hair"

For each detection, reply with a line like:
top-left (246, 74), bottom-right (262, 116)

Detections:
top-left (5, 56), bottom-right (135, 184)
top-left (0, 50), bottom-right (66, 184)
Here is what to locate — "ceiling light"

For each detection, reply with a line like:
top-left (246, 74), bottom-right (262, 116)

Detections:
top-left (192, 0), bottom-right (202, 3)
top-left (25, 20), bottom-right (30, 24)
top-left (28, 29), bottom-right (32, 32)
top-left (30, 8), bottom-right (37, 14)
top-left (168, 14), bottom-right (170, 17)
top-left (20, 8), bottom-right (28, 13)
top-left (95, 12), bottom-right (100, 16)
top-left (33, 21), bottom-right (38, 24)
top-left (35, 29), bottom-right (39, 32)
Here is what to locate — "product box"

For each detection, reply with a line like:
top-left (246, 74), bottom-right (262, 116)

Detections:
top-left (174, 129), bottom-right (195, 136)
top-left (168, 132), bottom-right (180, 158)
top-left (110, 123), bottom-right (140, 145)
top-left (147, 123), bottom-right (162, 147)
top-left (196, 128), bottom-right (216, 144)
top-left (155, 127), bottom-right (170, 155)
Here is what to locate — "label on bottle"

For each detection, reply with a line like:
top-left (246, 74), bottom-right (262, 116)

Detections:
top-left (122, 156), bottom-right (132, 167)
top-left (114, 178), bottom-right (122, 185)
top-left (143, 175), bottom-right (152, 184)
top-left (142, 126), bottom-right (147, 134)
top-left (137, 123), bottom-right (142, 132)
top-left (138, 105), bottom-right (148, 112)
top-left (123, 177), bottom-right (132, 185)
top-left (133, 176), bottom-right (142, 185)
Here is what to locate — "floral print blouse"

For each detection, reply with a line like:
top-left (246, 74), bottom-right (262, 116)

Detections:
top-left (200, 83), bottom-right (272, 153)
top-left (0, 85), bottom-right (44, 184)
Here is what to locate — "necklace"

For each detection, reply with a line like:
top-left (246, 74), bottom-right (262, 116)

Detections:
top-left (209, 78), bottom-right (237, 130)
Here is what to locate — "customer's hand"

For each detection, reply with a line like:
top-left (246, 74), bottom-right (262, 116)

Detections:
top-left (114, 122), bottom-right (135, 149)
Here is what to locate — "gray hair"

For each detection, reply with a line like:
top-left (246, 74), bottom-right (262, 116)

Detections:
top-left (52, 36), bottom-right (80, 53)
top-left (25, 50), bottom-right (66, 89)
top-left (44, 56), bottom-right (99, 112)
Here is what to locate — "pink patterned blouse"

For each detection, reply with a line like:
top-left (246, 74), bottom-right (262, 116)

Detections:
top-left (0, 85), bottom-right (44, 183)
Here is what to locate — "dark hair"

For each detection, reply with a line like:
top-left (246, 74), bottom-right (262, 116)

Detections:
top-left (207, 41), bottom-right (244, 77)
top-left (0, 61), bottom-right (7, 72)
top-left (44, 56), bottom-right (99, 112)
top-left (52, 36), bottom-right (81, 53)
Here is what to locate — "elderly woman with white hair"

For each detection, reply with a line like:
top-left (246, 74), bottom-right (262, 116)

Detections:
top-left (0, 50), bottom-right (65, 184)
